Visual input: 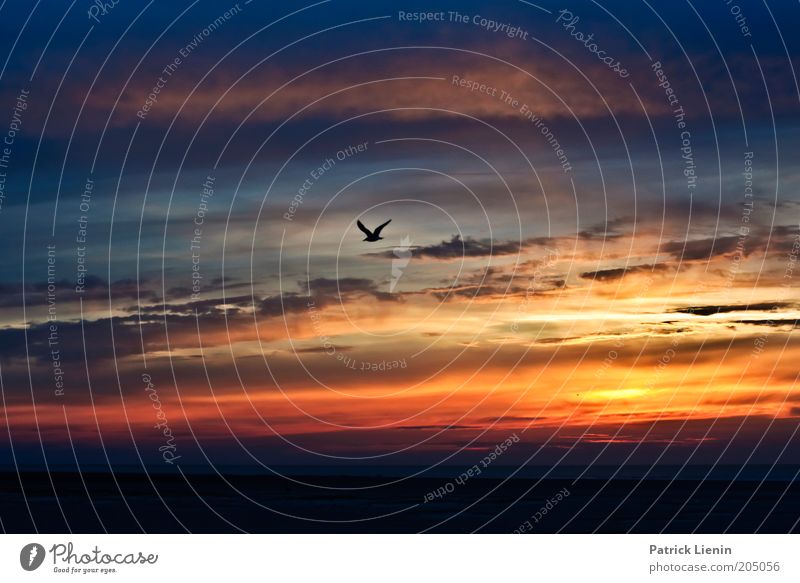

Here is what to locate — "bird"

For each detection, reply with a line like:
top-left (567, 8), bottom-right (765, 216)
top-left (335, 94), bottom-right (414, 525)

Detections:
top-left (357, 218), bottom-right (391, 242)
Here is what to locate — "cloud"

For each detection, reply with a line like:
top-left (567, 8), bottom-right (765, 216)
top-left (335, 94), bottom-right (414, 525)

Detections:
top-left (662, 225), bottom-right (800, 261)
top-left (259, 293), bottom-right (315, 318)
top-left (258, 277), bottom-right (399, 317)
top-left (703, 392), bottom-right (800, 407)
top-left (730, 319), bottom-right (800, 328)
top-left (135, 294), bottom-right (254, 316)
top-left (580, 263), bottom-right (670, 281)
top-left (424, 278), bottom-right (563, 301)
top-left (673, 302), bottom-right (796, 317)
top-left (662, 236), bottom-right (743, 261)
top-left (306, 277), bottom-right (378, 296)
top-left (368, 234), bottom-right (527, 260)
top-left (577, 217), bottom-right (629, 240)
top-left (424, 235), bottom-right (524, 258)
top-left (306, 277), bottom-right (399, 302)
top-left (392, 424), bottom-right (482, 431)
top-left (293, 345), bottom-right (355, 354)
top-left (79, 49), bottom-right (669, 133)
top-left (0, 276), bottom-right (159, 309)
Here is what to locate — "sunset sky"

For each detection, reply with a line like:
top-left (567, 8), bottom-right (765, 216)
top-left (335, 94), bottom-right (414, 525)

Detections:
top-left (0, 0), bottom-right (799, 472)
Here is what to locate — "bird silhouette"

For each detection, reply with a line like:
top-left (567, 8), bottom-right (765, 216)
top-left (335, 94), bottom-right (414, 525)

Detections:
top-left (357, 218), bottom-right (391, 242)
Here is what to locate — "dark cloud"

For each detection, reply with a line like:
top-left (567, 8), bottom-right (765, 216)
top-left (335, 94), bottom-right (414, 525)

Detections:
top-left (673, 302), bottom-right (795, 317)
top-left (730, 319), bottom-right (800, 328)
top-left (306, 277), bottom-right (379, 296)
top-left (425, 260), bottom-right (566, 302)
top-left (118, 276), bottom-right (398, 321)
top-left (580, 263), bottom-right (670, 281)
top-left (0, 314), bottom-right (150, 371)
top-left (133, 295), bottom-right (254, 316)
top-left (367, 234), bottom-right (525, 260)
top-left (424, 266), bottom-right (515, 301)
top-left (393, 425), bottom-right (482, 431)
top-left (662, 236), bottom-right (743, 261)
top-left (662, 226), bottom-right (800, 261)
top-left (428, 284), bottom-right (510, 300)
top-left (0, 277), bottom-right (158, 309)
top-left (293, 345), bottom-right (355, 354)
top-left (535, 336), bottom-right (582, 345)
top-left (166, 277), bottom-right (250, 300)
top-left (421, 235), bottom-right (524, 258)
top-left (259, 293), bottom-right (314, 318)
top-left (577, 217), bottom-right (629, 240)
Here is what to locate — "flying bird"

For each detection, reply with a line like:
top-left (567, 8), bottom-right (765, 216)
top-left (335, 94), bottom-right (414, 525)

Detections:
top-left (357, 218), bottom-right (391, 242)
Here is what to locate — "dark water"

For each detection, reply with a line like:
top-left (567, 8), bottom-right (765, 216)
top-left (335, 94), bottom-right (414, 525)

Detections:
top-left (1, 467), bottom-right (799, 533)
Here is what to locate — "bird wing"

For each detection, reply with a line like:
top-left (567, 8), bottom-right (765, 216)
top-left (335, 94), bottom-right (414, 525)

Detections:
top-left (356, 219), bottom-right (373, 237)
top-left (373, 219), bottom-right (392, 236)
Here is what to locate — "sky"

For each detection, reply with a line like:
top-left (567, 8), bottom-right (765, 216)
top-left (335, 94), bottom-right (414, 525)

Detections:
top-left (0, 0), bottom-right (799, 472)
